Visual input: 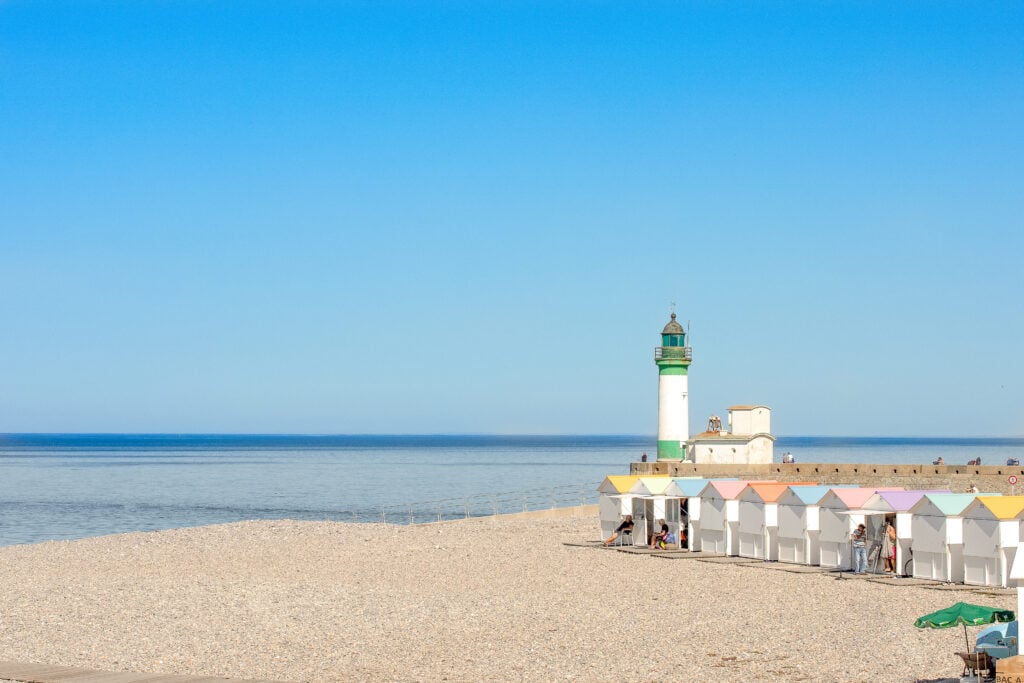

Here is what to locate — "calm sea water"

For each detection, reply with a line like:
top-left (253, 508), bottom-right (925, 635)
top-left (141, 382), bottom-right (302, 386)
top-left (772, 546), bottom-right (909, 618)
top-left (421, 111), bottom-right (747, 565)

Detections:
top-left (0, 434), bottom-right (1021, 547)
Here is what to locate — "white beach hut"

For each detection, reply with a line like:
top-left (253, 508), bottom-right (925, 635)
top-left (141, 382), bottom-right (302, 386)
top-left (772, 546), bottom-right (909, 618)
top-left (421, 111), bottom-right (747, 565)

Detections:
top-left (909, 493), bottom-right (988, 584)
top-left (776, 485), bottom-right (836, 566)
top-left (818, 488), bottom-right (903, 571)
top-left (596, 475), bottom-right (641, 544)
top-left (961, 496), bottom-right (1024, 588)
top-left (737, 482), bottom-right (817, 561)
top-left (698, 481), bottom-right (760, 556)
top-left (861, 490), bottom-right (950, 577)
top-left (664, 478), bottom-right (721, 551)
top-left (628, 476), bottom-right (684, 548)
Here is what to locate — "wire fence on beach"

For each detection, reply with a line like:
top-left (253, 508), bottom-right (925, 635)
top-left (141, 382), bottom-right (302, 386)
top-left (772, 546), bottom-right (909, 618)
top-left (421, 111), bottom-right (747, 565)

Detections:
top-left (368, 481), bottom-right (602, 525)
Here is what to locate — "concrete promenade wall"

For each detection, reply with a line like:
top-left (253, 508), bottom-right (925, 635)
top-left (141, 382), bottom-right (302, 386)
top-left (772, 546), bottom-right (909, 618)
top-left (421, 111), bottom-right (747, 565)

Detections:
top-left (630, 461), bottom-right (1024, 495)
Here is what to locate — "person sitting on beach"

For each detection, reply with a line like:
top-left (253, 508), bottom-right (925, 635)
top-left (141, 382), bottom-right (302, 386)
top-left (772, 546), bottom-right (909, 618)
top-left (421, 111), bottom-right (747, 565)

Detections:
top-left (649, 519), bottom-right (669, 549)
top-left (967, 482), bottom-right (979, 494)
top-left (603, 515), bottom-right (634, 546)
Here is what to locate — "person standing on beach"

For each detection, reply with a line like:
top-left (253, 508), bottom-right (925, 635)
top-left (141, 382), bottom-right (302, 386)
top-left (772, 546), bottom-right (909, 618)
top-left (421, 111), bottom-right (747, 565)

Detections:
top-left (851, 524), bottom-right (868, 574)
top-left (883, 521), bottom-right (897, 573)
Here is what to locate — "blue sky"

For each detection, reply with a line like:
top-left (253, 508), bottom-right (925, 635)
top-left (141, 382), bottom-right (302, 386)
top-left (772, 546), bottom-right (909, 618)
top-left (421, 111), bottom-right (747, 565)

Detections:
top-left (1, 2), bottom-right (1021, 436)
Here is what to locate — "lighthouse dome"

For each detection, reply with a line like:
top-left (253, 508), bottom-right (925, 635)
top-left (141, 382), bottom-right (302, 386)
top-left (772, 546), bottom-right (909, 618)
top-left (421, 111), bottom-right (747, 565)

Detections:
top-left (662, 313), bottom-right (684, 335)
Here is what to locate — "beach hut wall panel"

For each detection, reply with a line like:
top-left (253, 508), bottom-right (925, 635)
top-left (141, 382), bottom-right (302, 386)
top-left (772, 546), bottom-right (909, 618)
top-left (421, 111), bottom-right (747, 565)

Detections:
top-left (909, 493), bottom-right (985, 584)
top-left (962, 497), bottom-right (1024, 587)
top-left (861, 490), bottom-right (950, 578)
top-left (776, 485), bottom-right (837, 565)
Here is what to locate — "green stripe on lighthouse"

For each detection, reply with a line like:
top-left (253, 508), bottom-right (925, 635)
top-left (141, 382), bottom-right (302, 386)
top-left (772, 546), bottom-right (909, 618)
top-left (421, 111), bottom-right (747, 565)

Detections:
top-left (657, 365), bottom-right (689, 375)
top-left (657, 440), bottom-right (685, 460)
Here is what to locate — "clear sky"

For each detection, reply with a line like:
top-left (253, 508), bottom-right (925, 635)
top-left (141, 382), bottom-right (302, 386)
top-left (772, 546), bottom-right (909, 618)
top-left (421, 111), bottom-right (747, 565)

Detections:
top-left (1, 2), bottom-right (1021, 436)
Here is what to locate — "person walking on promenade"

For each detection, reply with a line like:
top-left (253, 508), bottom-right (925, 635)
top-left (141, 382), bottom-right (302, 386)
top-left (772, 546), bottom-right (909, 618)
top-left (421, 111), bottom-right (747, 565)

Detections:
top-left (851, 523), bottom-right (868, 574)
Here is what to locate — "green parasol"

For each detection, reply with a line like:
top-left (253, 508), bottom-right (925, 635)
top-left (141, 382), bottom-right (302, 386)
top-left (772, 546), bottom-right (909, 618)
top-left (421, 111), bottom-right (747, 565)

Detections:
top-left (914, 602), bottom-right (1016, 651)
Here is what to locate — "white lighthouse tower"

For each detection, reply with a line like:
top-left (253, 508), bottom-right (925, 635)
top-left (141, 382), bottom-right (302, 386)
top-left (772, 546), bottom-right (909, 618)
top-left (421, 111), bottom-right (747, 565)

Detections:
top-left (655, 312), bottom-right (692, 461)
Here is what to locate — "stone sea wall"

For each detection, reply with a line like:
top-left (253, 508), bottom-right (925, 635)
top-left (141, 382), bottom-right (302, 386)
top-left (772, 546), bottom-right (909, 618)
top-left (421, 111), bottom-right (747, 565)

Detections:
top-left (629, 461), bottom-right (1024, 494)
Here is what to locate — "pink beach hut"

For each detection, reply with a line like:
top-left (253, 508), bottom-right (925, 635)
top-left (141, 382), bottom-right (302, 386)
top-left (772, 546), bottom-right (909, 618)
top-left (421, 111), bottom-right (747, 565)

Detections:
top-left (818, 487), bottom-right (904, 571)
top-left (861, 490), bottom-right (950, 577)
top-left (961, 496), bottom-right (1024, 587)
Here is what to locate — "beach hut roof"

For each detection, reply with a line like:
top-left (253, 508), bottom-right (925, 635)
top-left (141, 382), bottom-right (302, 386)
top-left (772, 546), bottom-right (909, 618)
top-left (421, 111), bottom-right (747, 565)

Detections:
top-left (912, 493), bottom-right (992, 516)
top-left (596, 475), bottom-right (641, 494)
top-left (864, 490), bottom-right (952, 512)
top-left (975, 496), bottom-right (1024, 520)
top-left (744, 482), bottom-right (819, 503)
top-left (782, 485), bottom-right (837, 505)
top-left (700, 480), bottom-right (778, 499)
top-left (629, 477), bottom-right (676, 496)
top-left (827, 487), bottom-right (903, 509)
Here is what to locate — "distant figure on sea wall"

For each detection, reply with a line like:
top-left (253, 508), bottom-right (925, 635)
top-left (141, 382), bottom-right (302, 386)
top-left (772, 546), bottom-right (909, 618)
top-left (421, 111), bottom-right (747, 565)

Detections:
top-left (641, 452), bottom-right (647, 462)
top-left (933, 457), bottom-right (944, 465)
top-left (1008, 458), bottom-right (1020, 466)
top-left (967, 457), bottom-right (982, 466)
top-left (967, 482), bottom-right (979, 494)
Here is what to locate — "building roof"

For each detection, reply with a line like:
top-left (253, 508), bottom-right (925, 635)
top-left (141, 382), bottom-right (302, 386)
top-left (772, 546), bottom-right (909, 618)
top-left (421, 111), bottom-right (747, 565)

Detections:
top-left (691, 431), bottom-right (776, 442)
top-left (661, 312), bottom-right (684, 335)
top-left (728, 405), bottom-right (770, 411)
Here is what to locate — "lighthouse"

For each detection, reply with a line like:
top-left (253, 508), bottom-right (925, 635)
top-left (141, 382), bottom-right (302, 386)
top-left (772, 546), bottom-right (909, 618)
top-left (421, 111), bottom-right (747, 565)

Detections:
top-left (655, 312), bottom-right (692, 461)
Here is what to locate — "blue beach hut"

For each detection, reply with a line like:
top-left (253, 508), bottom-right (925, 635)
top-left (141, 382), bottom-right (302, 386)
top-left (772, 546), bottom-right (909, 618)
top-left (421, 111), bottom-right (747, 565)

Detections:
top-left (775, 485), bottom-right (837, 566)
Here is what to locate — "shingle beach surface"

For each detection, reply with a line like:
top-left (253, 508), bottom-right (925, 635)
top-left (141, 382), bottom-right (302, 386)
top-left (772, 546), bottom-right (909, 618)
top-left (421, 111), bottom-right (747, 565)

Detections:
top-left (0, 513), bottom-right (1005, 682)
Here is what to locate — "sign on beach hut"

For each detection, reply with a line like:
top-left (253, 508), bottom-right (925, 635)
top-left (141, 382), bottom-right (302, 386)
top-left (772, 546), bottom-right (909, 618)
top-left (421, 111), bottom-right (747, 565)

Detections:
top-left (909, 493), bottom-right (989, 584)
top-left (737, 482), bottom-right (817, 561)
top-left (698, 481), bottom-right (771, 556)
top-left (597, 475), bottom-right (641, 543)
top-left (818, 488), bottom-right (904, 571)
top-left (962, 496), bottom-right (1024, 588)
top-left (776, 485), bottom-right (838, 566)
top-left (861, 490), bottom-right (951, 577)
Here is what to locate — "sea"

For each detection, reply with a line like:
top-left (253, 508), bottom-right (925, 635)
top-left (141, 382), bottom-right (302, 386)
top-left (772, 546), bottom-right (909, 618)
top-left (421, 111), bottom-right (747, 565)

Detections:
top-left (1, 433), bottom-right (1022, 548)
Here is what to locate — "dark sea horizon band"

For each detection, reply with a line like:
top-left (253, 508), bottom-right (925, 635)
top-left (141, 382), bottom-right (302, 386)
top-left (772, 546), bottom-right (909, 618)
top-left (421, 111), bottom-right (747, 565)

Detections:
top-left (1, 433), bottom-right (1022, 452)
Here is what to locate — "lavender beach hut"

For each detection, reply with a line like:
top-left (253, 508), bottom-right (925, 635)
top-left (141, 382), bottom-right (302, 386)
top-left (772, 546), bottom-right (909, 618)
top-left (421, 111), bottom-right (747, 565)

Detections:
top-left (818, 488), bottom-right (903, 571)
top-left (861, 490), bottom-right (950, 577)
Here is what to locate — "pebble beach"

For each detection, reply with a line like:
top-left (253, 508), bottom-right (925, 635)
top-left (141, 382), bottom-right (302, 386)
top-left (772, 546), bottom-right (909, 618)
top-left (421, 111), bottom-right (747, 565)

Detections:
top-left (0, 511), bottom-right (1011, 682)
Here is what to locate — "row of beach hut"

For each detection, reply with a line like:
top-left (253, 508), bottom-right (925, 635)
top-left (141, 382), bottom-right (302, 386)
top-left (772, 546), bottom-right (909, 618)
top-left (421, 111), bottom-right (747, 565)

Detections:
top-left (598, 475), bottom-right (1024, 588)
